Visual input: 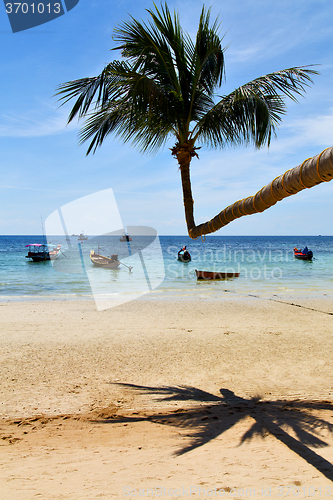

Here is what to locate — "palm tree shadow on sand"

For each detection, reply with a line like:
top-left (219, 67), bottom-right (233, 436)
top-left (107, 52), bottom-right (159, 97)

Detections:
top-left (97, 384), bottom-right (333, 481)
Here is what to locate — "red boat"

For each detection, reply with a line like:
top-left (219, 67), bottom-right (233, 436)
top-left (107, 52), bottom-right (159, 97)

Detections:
top-left (293, 247), bottom-right (313, 260)
top-left (195, 269), bottom-right (240, 280)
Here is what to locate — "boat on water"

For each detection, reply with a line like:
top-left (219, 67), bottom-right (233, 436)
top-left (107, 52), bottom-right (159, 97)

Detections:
top-left (294, 246), bottom-right (313, 260)
top-left (195, 269), bottom-right (240, 280)
top-left (90, 250), bottom-right (120, 269)
top-left (119, 233), bottom-right (132, 242)
top-left (25, 243), bottom-right (61, 262)
top-left (178, 246), bottom-right (191, 263)
top-left (78, 232), bottom-right (88, 241)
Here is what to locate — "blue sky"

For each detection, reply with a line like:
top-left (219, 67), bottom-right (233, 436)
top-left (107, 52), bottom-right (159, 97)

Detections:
top-left (0, 0), bottom-right (332, 236)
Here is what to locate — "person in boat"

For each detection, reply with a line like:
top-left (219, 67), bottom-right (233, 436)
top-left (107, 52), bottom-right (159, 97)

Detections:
top-left (294, 246), bottom-right (313, 258)
top-left (294, 246), bottom-right (307, 254)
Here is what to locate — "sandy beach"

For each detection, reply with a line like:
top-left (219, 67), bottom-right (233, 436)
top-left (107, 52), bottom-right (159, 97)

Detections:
top-left (1, 296), bottom-right (333, 499)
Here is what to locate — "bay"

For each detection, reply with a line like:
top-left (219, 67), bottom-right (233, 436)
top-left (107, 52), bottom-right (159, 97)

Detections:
top-left (0, 235), bottom-right (332, 303)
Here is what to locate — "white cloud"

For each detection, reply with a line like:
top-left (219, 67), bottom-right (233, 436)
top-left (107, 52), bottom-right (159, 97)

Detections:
top-left (0, 110), bottom-right (77, 137)
top-left (287, 110), bottom-right (333, 147)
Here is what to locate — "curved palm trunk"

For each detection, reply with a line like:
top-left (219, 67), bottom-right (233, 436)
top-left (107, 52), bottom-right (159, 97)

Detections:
top-left (177, 147), bottom-right (333, 239)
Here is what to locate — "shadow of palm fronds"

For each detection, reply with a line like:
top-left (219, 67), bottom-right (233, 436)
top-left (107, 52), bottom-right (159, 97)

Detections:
top-left (103, 383), bottom-right (333, 481)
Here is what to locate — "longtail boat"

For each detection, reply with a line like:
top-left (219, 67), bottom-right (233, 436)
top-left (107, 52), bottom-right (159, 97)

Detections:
top-left (293, 247), bottom-right (313, 260)
top-left (78, 232), bottom-right (88, 241)
top-left (119, 233), bottom-right (132, 242)
top-left (25, 243), bottom-right (61, 262)
top-left (178, 248), bottom-right (191, 262)
top-left (195, 269), bottom-right (240, 280)
top-left (90, 250), bottom-right (120, 269)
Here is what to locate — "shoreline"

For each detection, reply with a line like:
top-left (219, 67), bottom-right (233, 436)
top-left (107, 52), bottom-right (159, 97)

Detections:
top-left (1, 287), bottom-right (333, 304)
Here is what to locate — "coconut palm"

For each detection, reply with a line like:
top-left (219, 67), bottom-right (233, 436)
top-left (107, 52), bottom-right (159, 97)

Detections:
top-left (57, 3), bottom-right (332, 239)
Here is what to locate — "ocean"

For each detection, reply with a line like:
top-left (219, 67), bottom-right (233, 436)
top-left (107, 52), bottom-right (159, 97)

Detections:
top-left (0, 235), bottom-right (332, 306)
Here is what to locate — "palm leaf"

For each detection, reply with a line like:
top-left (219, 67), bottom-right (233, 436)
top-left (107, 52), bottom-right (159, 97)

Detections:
top-left (193, 66), bottom-right (318, 148)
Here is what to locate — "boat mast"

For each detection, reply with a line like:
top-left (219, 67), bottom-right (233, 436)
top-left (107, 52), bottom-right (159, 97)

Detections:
top-left (41, 215), bottom-right (46, 243)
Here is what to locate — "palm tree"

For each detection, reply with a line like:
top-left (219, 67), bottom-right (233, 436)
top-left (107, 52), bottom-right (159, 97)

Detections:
top-left (57, 2), bottom-right (332, 239)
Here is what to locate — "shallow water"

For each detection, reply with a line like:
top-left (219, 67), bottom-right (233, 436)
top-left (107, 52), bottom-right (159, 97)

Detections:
top-left (0, 235), bottom-right (332, 304)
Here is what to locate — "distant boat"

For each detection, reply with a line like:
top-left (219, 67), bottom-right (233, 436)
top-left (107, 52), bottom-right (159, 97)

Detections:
top-left (25, 243), bottom-right (61, 262)
top-left (195, 269), bottom-right (240, 280)
top-left (90, 250), bottom-right (120, 269)
top-left (78, 232), bottom-right (88, 241)
top-left (119, 233), bottom-right (132, 242)
top-left (294, 246), bottom-right (313, 260)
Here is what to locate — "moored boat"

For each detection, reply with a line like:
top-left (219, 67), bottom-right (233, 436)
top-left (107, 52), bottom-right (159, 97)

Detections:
top-left (195, 269), bottom-right (240, 280)
top-left (90, 250), bottom-right (120, 269)
top-left (78, 232), bottom-right (88, 241)
top-left (178, 246), bottom-right (191, 263)
top-left (25, 243), bottom-right (61, 262)
top-left (119, 233), bottom-right (132, 242)
top-left (293, 246), bottom-right (313, 260)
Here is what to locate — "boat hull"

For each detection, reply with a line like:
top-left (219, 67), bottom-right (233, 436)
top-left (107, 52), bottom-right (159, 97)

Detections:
top-left (294, 253), bottom-right (313, 260)
top-left (195, 269), bottom-right (240, 280)
top-left (90, 251), bottom-right (120, 269)
top-left (25, 244), bottom-right (61, 262)
top-left (294, 250), bottom-right (313, 260)
top-left (178, 253), bottom-right (191, 263)
top-left (26, 253), bottom-right (49, 261)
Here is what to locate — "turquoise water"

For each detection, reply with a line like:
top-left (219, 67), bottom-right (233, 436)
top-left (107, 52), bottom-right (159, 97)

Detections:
top-left (0, 235), bottom-right (332, 303)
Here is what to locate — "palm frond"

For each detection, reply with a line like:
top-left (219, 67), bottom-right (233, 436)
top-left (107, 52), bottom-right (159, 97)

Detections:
top-left (56, 61), bottom-right (133, 123)
top-left (78, 99), bottom-right (174, 154)
top-left (193, 6), bottom-right (225, 92)
top-left (57, 2), bottom-right (318, 161)
top-left (147, 3), bottom-right (192, 105)
top-left (193, 66), bottom-right (318, 148)
top-left (113, 11), bottom-right (180, 94)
